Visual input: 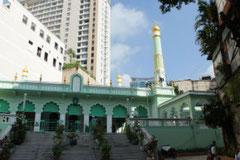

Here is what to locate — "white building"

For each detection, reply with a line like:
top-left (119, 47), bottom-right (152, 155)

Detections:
top-left (0, 0), bottom-right (64, 82)
top-left (22, 0), bottom-right (111, 85)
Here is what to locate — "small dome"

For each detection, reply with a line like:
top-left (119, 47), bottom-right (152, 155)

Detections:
top-left (152, 24), bottom-right (160, 32)
top-left (22, 66), bottom-right (28, 73)
top-left (116, 74), bottom-right (122, 79)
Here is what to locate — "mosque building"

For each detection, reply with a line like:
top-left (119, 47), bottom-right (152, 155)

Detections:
top-left (0, 23), bottom-right (223, 150)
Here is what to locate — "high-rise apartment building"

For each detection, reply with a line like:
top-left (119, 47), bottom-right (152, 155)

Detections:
top-left (22, 0), bottom-right (111, 85)
top-left (0, 0), bottom-right (64, 82)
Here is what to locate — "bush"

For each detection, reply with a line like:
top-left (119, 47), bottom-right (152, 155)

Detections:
top-left (52, 125), bottom-right (64, 160)
top-left (9, 118), bottom-right (27, 145)
top-left (101, 143), bottom-right (111, 160)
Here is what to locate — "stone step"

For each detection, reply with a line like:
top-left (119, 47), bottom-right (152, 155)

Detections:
top-left (61, 155), bottom-right (95, 160)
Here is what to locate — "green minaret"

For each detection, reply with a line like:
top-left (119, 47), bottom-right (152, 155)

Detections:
top-left (152, 22), bottom-right (166, 87)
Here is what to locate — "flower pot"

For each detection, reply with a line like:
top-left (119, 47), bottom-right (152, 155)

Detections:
top-left (70, 140), bottom-right (77, 146)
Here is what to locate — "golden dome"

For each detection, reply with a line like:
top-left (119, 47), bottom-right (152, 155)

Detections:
top-left (116, 74), bottom-right (122, 79)
top-left (152, 23), bottom-right (160, 32)
top-left (22, 66), bottom-right (28, 73)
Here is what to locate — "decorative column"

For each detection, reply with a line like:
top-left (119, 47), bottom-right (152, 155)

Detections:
top-left (34, 102), bottom-right (44, 132)
top-left (107, 115), bottom-right (112, 133)
top-left (59, 104), bottom-right (67, 126)
top-left (152, 22), bottom-right (167, 87)
top-left (83, 104), bottom-right (91, 132)
top-left (84, 114), bottom-right (89, 131)
top-left (106, 106), bottom-right (113, 133)
top-left (34, 113), bottom-right (41, 132)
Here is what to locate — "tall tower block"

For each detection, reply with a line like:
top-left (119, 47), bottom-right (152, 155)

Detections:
top-left (152, 23), bottom-right (167, 87)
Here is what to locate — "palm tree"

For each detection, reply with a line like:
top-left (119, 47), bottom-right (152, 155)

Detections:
top-left (195, 0), bottom-right (221, 56)
top-left (67, 48), bottom-right (76, 63)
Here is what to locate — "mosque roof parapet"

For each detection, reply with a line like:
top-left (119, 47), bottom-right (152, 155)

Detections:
top-left (0, 80), bottom-right (175, 98)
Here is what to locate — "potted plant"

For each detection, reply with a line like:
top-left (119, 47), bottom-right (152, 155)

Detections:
top-left (66, 132), bottom-right (79, 146)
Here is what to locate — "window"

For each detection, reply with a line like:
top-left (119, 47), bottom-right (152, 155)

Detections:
top-left (59, 62), bottom-right (62, 71)
top-left (54, 42), bottom-right (58, 50)
top-left (92, 47), bottom-right (94, 51)
top-left (77, 55), bottom-right (80, 59)
top-left (46, 35), bottom-right (51, 43)
top-left (91, 59), bottom-right (94, 64)
top-left (31, 22), bottom-right (36, 31)
top-left (53, 58), bottom-right (56, 67)
top-left (22, 15), bottom-right (28, 24)
top-left (44, 52), bottom-right (48, 61)
top-left (91, 53), bottom-right (94, 57)
top-left (28, 40), bottom-right (33, 45)
top-left (40, 30), bottom-right (44, 38)
top-left (60, 47), bottom-right (63, 54)
top-left (37, 47), bottom-right (42, 57)
top-left (91, 66), bottom-right (93, 70)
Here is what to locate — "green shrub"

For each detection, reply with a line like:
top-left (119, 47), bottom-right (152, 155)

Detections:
top-left (63, 62), bottom-right (96, 80)
top-left (52, 125), bottom-right (64, 160)
top-left (9, 118), bottom-right (27, 145)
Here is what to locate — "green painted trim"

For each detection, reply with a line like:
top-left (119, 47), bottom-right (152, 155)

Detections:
top-left (18, 101), bottom-right (35, 112)
top-left (113, 105), bottom-right (127, 118)
top-left (90, 104), bottom-right (106, 117)
top-left (70, 73), bottom-right (83, 92)
top-left (0, 99), bottom-right (9, 113)
top-left (43, 102), bottom-right (59, 113)
top-left (68, 104), bottom-right (82, 115)
top-left (136, 106), bottom-right (148, 118)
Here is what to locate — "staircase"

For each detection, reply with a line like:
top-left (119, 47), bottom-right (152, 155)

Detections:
top-left (104, 133), bottom-right (147, 160)
top-left (61, 133), bottom-right (96, 160)
top-left (10, 132), bottom-right (54, 160)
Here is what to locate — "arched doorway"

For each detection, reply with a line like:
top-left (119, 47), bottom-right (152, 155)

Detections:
top-left (66, 104), bottom-right (83, 132)
top-left (90, 104), bottom-right (106, 132)
top-left (135, 106), bottom-right (148, 118)
top-left (112, 105), bottom-right (127, 133)
top-left (0, 99), bottom-right (9, 113)
top-left (41, 102), bottom-right (60, 131)
top-left (17, 101), bottom-right (35, 131)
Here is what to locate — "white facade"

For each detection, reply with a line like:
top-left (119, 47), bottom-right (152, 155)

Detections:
top-left (0, 0), bottom-right (64, 82)
top-left (22, 0), bottom-right (111, 85)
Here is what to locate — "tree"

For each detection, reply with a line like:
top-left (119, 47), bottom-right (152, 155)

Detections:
top-left (158, 0), bottom-right (195, 14)
top-left (195, 0), bottom-right (222, 55)
top-left (203, 94), bottom-right (237, 154)
top-left (66, 48), bottom-right (76, 63)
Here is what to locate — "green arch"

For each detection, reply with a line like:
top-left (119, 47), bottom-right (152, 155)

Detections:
top-left (18, 101), bottom-right (35, 112)
top-left (136, 106), bottom-right (148, 118)
top-left (90, 104), bottom-right (106, 117)
top-left (0, 99), bottom-right (9, 113)
top-left (68, 104), bottom-right (82, 115)
top-left (113, 105), bottom-right (127, 118)
top-left (43, 102), bottom-right (59, 113)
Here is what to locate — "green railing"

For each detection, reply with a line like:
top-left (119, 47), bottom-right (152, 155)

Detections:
top-left (40, 120), bottom-right (60, 131)
top-left (25, 119), bottom-right (34, 131)
top-left (65, 120), bottom-right (82, 132)
top-left (128, 118), bottom-right (192, 127)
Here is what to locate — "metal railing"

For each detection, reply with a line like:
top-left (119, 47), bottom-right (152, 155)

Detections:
top-left (65, 120), bottom-right (82, 132)
top-left (128, 118), bottom-right (192, 127)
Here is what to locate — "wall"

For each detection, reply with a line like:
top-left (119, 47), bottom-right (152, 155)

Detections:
top-left (62, 67), bottom-right (98, 85)
top-left (144, 125), bottom-right (224, 150)
top-left (0, 0), bottom-right (64, 82)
